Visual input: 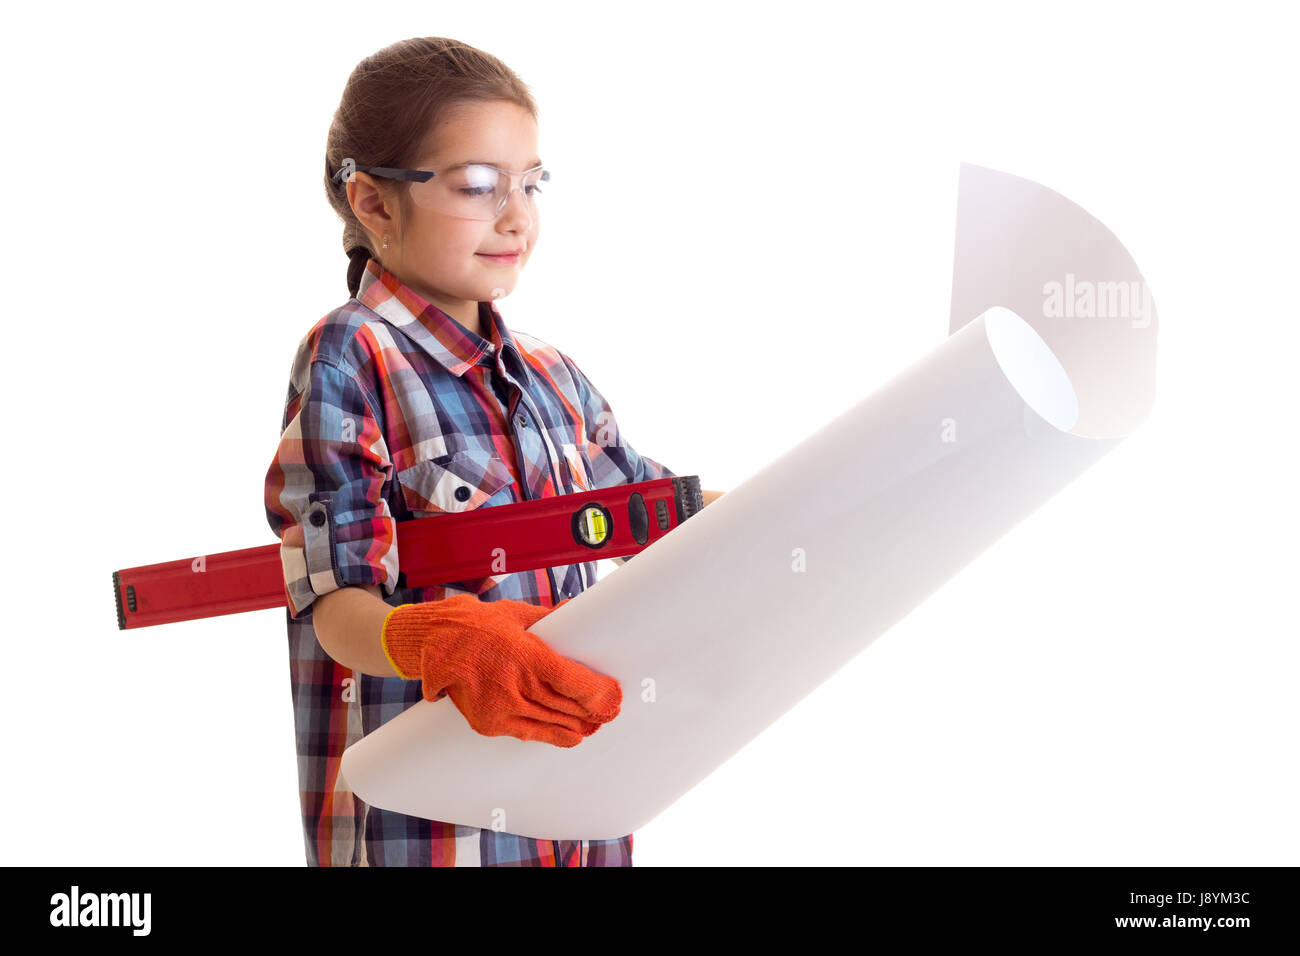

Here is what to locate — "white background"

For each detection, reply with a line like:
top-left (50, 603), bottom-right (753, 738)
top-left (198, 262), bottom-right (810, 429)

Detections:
top-left (1, 0), bottom-right (1295, 866)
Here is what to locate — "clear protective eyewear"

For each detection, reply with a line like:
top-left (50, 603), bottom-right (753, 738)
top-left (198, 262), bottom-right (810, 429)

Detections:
top-left (335, 159), bottom-right (550, 221)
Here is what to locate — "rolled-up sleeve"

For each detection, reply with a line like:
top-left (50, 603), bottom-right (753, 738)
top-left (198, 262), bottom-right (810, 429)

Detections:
top-left (264, 359), bottom-right (398, 620)
top-left (560, 352), bottom-right (676, 487)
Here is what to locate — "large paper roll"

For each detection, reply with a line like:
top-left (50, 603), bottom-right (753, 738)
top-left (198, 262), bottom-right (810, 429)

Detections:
top-left (339, 163), bottom-right (1158, 840)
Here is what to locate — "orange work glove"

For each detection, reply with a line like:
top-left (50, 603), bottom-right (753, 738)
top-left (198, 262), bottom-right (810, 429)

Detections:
top-left (380, 593), bottom-right (621, 748)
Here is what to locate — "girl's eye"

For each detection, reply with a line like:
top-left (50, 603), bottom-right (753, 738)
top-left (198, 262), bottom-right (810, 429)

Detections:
top-left (460, 186), bottom-right (494, 198)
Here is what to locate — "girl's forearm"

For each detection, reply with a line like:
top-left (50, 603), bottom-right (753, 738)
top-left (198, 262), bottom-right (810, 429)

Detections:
top-left (311, 584), bottom-right (402, 678)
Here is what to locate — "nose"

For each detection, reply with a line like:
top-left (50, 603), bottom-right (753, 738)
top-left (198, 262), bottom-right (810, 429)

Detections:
top-left (495, 187), bottom-right (534, 231)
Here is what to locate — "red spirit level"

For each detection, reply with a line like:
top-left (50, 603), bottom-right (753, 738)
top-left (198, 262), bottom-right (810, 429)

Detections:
top-left (114, 475), bottom-right (703, 630)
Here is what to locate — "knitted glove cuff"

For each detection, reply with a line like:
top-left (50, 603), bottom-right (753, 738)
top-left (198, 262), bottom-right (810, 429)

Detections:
top-left (380, 601), bottom-right (471, 702)
top-left (380, 603), bottom-right (423, 680)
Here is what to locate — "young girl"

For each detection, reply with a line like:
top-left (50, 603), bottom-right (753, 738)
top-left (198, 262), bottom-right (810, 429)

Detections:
top-left (263, 37), bottom-right (719, 867)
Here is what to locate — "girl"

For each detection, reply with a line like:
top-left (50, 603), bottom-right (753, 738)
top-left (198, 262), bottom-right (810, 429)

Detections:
top-left (263, 37), bottom-right (720, 867)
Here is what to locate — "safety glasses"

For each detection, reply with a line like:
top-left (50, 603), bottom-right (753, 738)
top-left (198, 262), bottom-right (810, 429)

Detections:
top-left (335, 160), bottom-right (551, 221)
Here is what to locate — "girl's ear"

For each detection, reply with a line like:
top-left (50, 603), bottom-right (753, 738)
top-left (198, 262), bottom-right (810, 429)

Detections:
top-left (347, 174), bottom-right (401, 246)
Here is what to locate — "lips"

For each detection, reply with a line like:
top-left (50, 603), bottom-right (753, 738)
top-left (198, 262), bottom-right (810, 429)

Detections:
top-left (477, 250), bottom-right (522, 266)
top-left (478, 249), bottom-right (524, 256)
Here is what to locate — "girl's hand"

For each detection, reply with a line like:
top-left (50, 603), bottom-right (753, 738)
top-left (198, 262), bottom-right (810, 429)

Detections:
top-left (380, 594), bottom-right (620, 747)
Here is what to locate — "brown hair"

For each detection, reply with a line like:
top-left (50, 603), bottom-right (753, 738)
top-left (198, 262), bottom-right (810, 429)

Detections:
top-left (324, 38), bottom-right (538, 298)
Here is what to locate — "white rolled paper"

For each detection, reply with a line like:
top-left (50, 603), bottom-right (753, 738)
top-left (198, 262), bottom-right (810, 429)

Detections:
top-left (339, 163), bottom-right (1158, 840)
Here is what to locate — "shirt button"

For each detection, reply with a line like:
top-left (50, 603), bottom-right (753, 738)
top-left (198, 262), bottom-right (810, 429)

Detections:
top-left (310, 511), bottom-right (326, 527)
top-left (517, 415), bottom-right (528, 428)
top-left (455, 486), bottom-right (471, 502)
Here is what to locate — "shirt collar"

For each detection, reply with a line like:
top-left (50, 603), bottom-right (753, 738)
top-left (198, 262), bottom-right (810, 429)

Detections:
top-left (355, 256), bottom-right (532, 386)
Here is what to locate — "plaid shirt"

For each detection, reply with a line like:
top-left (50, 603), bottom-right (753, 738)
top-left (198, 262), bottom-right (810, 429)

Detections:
top-left (263, 257), bottom-right (675, 866)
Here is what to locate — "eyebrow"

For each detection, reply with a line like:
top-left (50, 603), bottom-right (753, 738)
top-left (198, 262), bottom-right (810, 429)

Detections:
top-left (453, 158), bottom-right (544, 169)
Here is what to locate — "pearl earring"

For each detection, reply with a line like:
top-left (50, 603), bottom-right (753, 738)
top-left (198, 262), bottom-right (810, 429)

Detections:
top-left (382, 235), bottom-right (389, 249)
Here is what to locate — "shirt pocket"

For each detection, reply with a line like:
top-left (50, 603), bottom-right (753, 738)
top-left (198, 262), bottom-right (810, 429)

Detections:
top-left (560, 442), bottom-right (592, 492)
top-left (394, 448), bottom-right (517, 598)
top-left (396, 447), bottom-right (515, 517)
